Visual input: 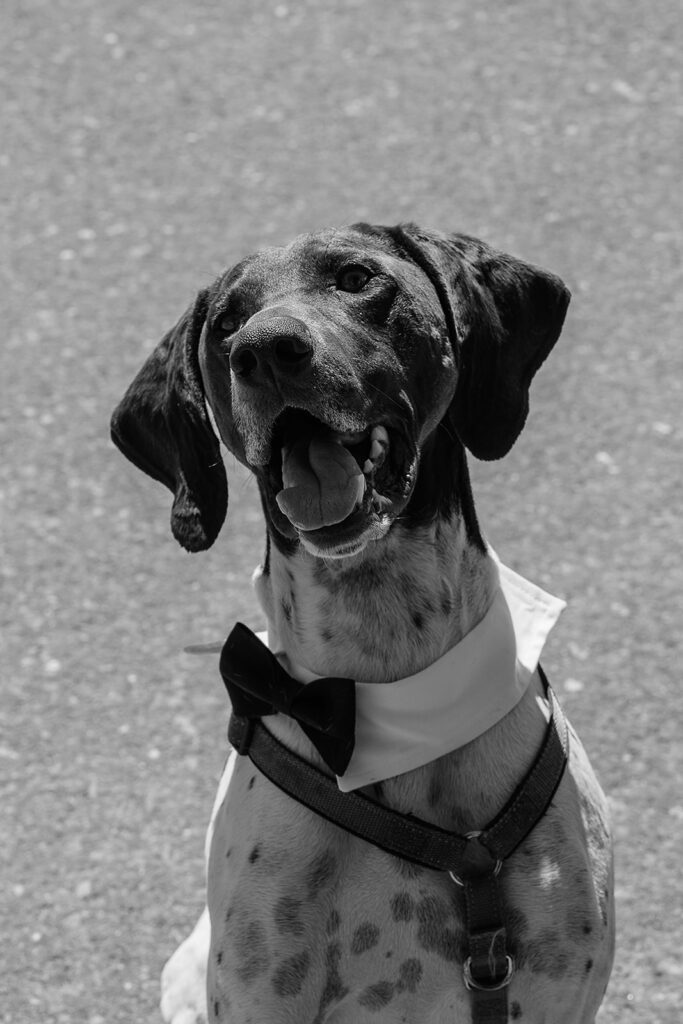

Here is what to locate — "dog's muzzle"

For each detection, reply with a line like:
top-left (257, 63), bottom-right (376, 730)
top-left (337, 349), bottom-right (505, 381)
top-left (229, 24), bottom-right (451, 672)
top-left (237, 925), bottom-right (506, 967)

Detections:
top-left (229, 311), bottom-right (314, 387)
top-left (222, 310), bottom-right (416, 554)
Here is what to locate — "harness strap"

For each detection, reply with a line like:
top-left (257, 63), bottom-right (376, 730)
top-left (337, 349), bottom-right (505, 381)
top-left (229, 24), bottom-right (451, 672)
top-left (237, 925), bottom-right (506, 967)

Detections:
top-left (228, 668), bottom-right (569, 1022)
top-left (463, 871), bottom-right (512, 1021)
top-left (482, 677), bottom-right (569, 860)
top-left (230, 712), bottom-right (473, 870)
top-left (444, 840), bottom-right (515, 1019)
top-left (228, 667), bottom-right (568, 874)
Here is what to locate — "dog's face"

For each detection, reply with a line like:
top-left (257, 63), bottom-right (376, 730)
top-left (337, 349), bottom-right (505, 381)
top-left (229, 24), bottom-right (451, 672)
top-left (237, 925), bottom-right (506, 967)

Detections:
top-left (199, 226), bottom-right (463, 558)
top-left (111, 223), bottom-right (569, 557)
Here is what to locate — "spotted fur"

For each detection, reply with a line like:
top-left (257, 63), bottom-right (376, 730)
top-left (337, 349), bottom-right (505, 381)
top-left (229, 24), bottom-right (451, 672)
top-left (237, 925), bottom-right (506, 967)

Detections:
top-left (111, 224), bottom-right (615, 1022)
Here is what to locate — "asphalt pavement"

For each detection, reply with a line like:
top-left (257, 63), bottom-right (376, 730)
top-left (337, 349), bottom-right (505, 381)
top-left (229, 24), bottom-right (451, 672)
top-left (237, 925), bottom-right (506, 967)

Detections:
top-left (1, 1), bottom-right (681, 1021)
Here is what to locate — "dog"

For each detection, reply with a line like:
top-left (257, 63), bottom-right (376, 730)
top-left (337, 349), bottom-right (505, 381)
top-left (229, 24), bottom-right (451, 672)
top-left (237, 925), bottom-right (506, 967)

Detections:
top-left (111, 223), bottom-right (615, 1023)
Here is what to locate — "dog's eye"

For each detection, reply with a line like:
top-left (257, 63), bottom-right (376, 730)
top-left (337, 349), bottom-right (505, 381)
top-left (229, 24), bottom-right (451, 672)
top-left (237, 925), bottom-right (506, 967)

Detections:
top-left (336, 265), bottom-right (373, 293)
top-left (218, 313), bottom-right (240, 335)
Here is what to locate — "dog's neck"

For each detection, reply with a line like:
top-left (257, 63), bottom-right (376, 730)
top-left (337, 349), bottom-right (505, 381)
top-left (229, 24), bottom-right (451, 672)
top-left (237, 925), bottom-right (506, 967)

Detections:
top-left (253, 516), bottom-right (497, 684)
top-left (252, 517), bottom-right (551, 833)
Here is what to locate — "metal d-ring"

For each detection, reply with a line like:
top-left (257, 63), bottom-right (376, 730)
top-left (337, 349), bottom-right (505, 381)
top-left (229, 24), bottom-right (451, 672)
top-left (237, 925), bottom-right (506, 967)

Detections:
top-left (463, 954), bottom-right (514, 991)
top-left (448, 831), bottom-right (502, 886)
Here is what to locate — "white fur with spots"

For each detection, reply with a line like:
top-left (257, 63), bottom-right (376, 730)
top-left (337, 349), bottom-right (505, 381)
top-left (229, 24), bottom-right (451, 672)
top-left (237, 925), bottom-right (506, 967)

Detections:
top-left (162, 527), bottom-right (614, 1023)
top-left (123, 225), bottom-right (616, 1022)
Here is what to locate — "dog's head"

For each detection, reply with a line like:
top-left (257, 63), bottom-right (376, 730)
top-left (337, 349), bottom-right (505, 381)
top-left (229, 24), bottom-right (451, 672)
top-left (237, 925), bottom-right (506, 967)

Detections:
top-left (111, 224), bottom-right (569, 558)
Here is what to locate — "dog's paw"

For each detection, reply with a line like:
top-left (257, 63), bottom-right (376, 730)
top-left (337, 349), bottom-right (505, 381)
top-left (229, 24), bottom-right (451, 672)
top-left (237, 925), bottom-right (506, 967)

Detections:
top-left (160, 907), bottom-right (210, 1024)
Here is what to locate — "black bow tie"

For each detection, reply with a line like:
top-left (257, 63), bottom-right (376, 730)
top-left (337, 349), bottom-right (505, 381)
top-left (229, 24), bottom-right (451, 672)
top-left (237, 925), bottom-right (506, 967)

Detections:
top-left (219, 623), bottom-right (356, 775)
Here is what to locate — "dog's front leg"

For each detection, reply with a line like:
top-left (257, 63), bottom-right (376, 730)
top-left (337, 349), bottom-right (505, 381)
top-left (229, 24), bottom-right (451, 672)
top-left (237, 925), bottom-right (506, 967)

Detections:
top-left (161, 906), bottom-right (210, 1024)
top-left (161, 752), bottom-right (236, 1023)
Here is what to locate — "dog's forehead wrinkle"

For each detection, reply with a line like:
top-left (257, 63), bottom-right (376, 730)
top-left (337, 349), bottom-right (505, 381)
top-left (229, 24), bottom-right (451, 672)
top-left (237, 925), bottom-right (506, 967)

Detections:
top-left (262, 227), bottom-right (397, 279)
top-left (214, 251), bottom-right (275, 303)
top-left (213, 229), bottom-right (443, 333)
top-left (214, 245), bottom-right (314, 311)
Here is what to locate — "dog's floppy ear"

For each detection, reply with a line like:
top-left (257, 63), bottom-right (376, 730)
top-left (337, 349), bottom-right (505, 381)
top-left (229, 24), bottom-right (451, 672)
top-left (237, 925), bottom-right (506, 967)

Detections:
top-left (110, 289), bottom-right (228, 552)
top-left (390, 224), bottom-right (570, 460)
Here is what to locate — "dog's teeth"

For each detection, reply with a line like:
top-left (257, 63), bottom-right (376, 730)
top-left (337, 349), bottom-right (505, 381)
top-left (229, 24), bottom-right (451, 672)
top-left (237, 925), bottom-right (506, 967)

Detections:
top-left (363, 459), bottom-right (374, 474)
top-left (371, 488), bottom-right (391, 512)
top-left (371, 425), bottom-right (389, 446)
top-left (281, 446), bottom-right (295, 488)
top-left (370, 439), bottom-right (383, 460)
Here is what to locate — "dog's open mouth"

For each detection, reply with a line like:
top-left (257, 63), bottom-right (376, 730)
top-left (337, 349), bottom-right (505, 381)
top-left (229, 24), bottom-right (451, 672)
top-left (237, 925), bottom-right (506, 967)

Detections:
top-left (265, 409), bottom-right (412, 553)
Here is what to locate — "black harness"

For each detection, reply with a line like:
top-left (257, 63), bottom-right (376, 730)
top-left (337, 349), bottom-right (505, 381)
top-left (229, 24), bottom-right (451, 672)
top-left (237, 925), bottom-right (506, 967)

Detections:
top-left (227, 665), bottom-right (569, 1022)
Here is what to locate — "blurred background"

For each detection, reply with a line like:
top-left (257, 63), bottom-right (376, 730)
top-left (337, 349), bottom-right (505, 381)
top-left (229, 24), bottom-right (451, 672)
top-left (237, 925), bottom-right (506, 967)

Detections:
top-left (1, 1), bottom-right (681, 1021)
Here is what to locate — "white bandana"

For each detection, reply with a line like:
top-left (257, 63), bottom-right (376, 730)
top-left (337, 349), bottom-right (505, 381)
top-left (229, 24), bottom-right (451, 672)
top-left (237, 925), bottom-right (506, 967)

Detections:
top-left (258, 560), bottom-right (565, 792)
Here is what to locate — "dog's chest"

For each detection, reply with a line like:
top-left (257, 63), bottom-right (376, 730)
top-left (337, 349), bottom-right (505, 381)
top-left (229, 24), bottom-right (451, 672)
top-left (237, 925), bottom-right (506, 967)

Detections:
top-left (205, 753), bottom-right (478, 1022)
top-left (205, 734), bottom-right (613, 1024)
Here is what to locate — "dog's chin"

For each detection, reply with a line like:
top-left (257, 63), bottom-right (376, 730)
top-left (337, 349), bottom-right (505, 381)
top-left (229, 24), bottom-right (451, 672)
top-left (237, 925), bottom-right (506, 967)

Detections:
top-left (297, 508), bottom-right (394, 559)
top-left (264, 487), bottom-right (402, 559)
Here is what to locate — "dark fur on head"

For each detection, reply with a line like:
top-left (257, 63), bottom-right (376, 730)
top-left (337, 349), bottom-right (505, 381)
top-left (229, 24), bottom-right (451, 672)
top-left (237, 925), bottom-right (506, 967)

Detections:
top-left (111, 224), bottom-right (569, 553)
top-left (111, 290), bottom-right (227, 551)
top-left (388, 225), bottom-right (570, 461)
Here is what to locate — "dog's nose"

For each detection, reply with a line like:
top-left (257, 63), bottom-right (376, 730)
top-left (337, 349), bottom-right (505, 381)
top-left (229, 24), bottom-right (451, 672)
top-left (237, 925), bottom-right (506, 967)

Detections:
top-left (229, 312), bottom-right (314, 385)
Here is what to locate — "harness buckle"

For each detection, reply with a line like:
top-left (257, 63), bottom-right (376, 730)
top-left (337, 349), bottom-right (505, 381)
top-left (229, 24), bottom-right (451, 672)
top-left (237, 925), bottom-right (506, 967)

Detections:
top-left (448, 831), bottom-right (502, 886)
top-left (463, 954), bottom-right (514, 992)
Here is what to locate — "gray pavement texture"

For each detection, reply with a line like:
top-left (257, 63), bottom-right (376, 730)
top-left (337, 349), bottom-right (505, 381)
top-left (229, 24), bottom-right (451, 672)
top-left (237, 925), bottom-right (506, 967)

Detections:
top-left (1, 0), bottom-right (681, 1021)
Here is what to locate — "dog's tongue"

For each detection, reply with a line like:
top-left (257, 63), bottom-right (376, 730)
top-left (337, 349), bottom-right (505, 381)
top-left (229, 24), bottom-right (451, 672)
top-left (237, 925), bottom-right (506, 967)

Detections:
top-left (276, 436), bottom-right (365, 530)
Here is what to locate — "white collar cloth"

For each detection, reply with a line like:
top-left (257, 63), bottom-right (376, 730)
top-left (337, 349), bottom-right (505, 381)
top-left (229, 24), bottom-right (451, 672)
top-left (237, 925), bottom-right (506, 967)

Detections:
top-left (261, 560), bottom-right (565, 793)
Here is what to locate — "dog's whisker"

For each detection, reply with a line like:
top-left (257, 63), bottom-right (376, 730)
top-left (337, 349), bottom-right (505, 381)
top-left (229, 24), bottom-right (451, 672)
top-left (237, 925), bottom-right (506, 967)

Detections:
top-left (364, 379), bottom-right (405, 412)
